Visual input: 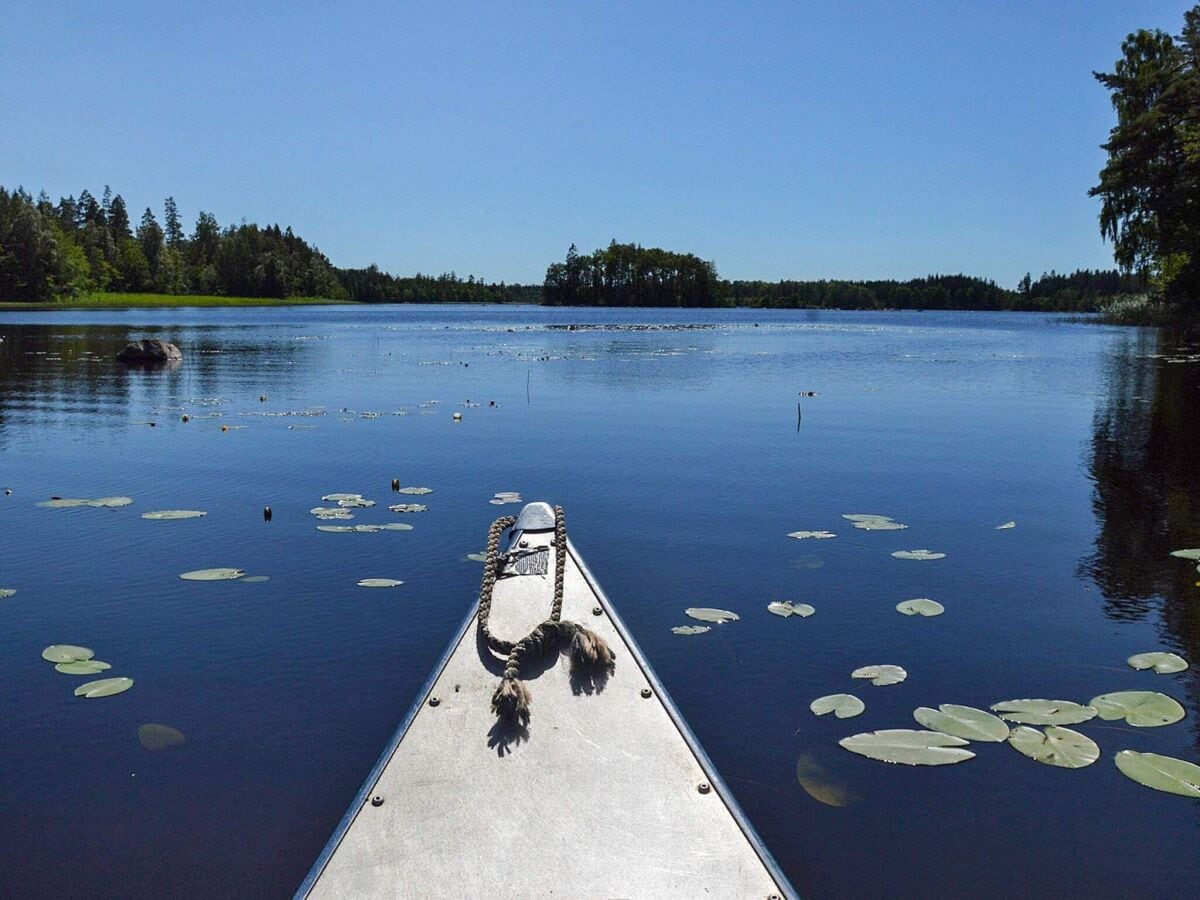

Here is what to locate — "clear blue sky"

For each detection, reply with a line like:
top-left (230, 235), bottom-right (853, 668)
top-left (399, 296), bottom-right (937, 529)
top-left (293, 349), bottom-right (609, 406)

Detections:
top-left (0, 1), bottom-right (1191, 286)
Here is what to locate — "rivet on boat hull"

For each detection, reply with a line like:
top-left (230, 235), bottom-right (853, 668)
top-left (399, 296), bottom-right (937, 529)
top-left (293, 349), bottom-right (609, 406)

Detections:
top-left (592, 606), bottom-right (602, 616)
top-left (640, 688), bottom-right (652, 699)
top-left (370, 795), bottom-right (384, 807)
top-left (697, 782), bottom-right (711, 794)
top-left (429, 696), bottom-right (440, 707)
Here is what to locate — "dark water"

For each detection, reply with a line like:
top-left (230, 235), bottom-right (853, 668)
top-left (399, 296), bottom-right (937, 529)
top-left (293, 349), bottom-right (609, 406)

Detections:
top-left (1, 306), bottom-right (1198, 898)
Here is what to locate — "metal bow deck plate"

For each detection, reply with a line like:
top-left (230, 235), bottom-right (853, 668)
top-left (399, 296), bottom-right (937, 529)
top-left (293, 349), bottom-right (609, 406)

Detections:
top-left (298, 508), bottom-right (795, 899)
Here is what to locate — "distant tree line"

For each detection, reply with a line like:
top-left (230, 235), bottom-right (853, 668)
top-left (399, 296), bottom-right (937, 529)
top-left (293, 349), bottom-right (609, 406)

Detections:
top-left (338, 265), bottom-right (540, 304)
top-left (543, 241), bottom-right (721, 306)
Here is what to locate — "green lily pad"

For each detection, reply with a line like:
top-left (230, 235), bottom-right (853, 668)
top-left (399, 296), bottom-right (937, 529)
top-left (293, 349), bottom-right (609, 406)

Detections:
top-left (684, 607), bottom-right (740, 624)
top-left (843, 514), bottom-right (907, 531)
top-left (1114, 750), bottom-right (1200, 797)
top-left (851, 664), bottom-right (907, 686)
top-left (54, 660), bottom-right (112, 675)
top-left (358, 578), bottom-right (404, 588)
top-left (1127, 651), bottom-right (1189, 674)
top-left (896, 598), bottom-right (944, 617)
top-left (322, 493), bottom-right (363, 502)
top-left (787, 530), bottom-right (836, 540)
top-left (179, 568), bottom-right (245, 581)
top-left (42, 645), bottom-right (95, 663)
top-left (138, 723), bottom-right (185, 751)
top-left (317, 525), bottom-right (355, 533)
top-left (238, 575), bottom-right (270, 583)
top-left (1089, 690), bottom-right (1185, 727)
top-left (88, 497), bottom-right (133, 508)
top-left (990, 699), bottom-right (1097, 725)
top-left (378, 523), bottom-right (414, 531)
top-left (1168, 548), bottom-right (1200, 560)
top-left (0, 588), bottom-right (15, 599)
top-left (891, 549), bottom-right (946, 560)
top-left (74, 677), bottom-right (133, 698)
top-left (913, 704), bottom-right (1009, 741)
top-left (141, 510), bottom-right (206, 520)
top-left (38, 498), bottom-right (92, 508)
top-left (810, 694), bottom-right (865, 719)
top-left (398, 486), bottom-right (433, 495)
top-left (839, 729), bottom-right (974, 766)
top-left (310, 507), bottom-right (353, 518)
top-left (389, 504), bottom-right (428, 513)
top-left (796, 753), bottom-right (858, 807)
top-left (671, 625), bottom-right (711, 635)
top-left (1008, 726), bottom-right (1100, 768)
top-left (768, 601), bottom-right (815, 618)
top-left (465, 552), bottom-right (488, 562)
top-left (490, 492), bottom-right (523, 505)
top-left (338, 498), bottom-right (376, 508)
top-left (996, 521), bottom-right (1017, 530)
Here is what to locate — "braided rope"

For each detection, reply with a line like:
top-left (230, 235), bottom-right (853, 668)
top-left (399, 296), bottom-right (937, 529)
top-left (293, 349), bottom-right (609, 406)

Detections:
top-left (477, 505), bottom-right (612, 725)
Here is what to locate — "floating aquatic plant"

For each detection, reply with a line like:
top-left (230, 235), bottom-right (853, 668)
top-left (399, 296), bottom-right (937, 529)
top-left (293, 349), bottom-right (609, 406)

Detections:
top-left (768, 601), bottom-right (815, 618)
top-left (389, 504), bottom-right (428, 513)
top-left (490, 492), bottom-right (523, 505)
top-left (671, 625), bottom-right (711, 635)
top-left (838, 729), bottom-right (974, 765)
top-left (398, 487), bottom-right (433, 495)
top-left (0, 588), bottom-right (15, 598)
top-left (913, 704), bottom-right (1008, 741)
top-left (896, 598), bottom-right (944, 617)
top-left (1169, 549), bottom-right (1200, 560)
top-left (843, 514), bottom-right (907, 531)
top-left (1114, 750), bottom-right (1200, 797)
top-left (1008, 726), bottom-right (1099, 768)
top-left (1127, 651), bottom-right (1189, 674)
top-left (684, 607), bottom-right (740, 624)
top-left (851, 665), bottom-right (907, 686)
top-left (996, 521), bottom-right (1017, 530)
top-left (990, 699), bottom-right (1097, 725)
top-left (42, 645), bottom-right (95, 663)
top-left (464, 552), bottom-right (488, 562)
top-left (141, 510), bottom-right (206, 520)
top-left (810, 694), bottom-right (865, 719)
top-left (358, 578), bottom-right (404, 588)
top-left (891, 549), bottom-right (946, 561)
top-left (179, 568), bottom-right (245, 581)
top-left (310, 507), bottom-right (353, 518)
top-left (321, 493), bottom-right (363, 502)
top-left (1089, 691), bottom-right (1185, 727)
top-left (338, 498), bottom-right (376, 508)
top-left (54, 660), bottom-right (112, 675)
top-left (39, 496), bottom-right (133, 509)
top-left (788, 531), bottom-right (836, 540)
top-left (74, 677), bottom-right (133, 698)
top-left (138, 724), bottom-right (185, 751)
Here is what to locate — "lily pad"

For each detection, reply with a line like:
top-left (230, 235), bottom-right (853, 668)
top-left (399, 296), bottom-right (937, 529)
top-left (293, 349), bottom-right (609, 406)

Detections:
top-left (378, 523), bottom-right (414, 531)
top-left (839, 729), bottom-right (974, 766)
top-left (1008, 725), bottom-right (1100, 768)
top-left (398, 486), bottom-right (433, 495)
top-left (796, 753), bottom-right (857, 807)
top-left (0, 588), bottom-right (15, 598)
top-left (38, 498), bottom-right (92, 508)
top-left (42, 645), bottom-right (95, 663)
top-left (88, 497), bottom-right (133, 508)
top-left (851, 664), bottom-right (907, 686)
top-left (1089, 690), bottom-right (1185, 727)
top-left (787, 531), bottom-right (836, 540)
top-left (321, 493), bottom-right (363, 502)
top-left (768, 601), bottom-right (815, 618)
top-left (141, 510), bottom-right (206, 520)
top-left (891, 549), bottom-right (946, 561)
top-left (310, 507), bottom-right (353, 518)
top-left (389, 504), bottom-right (428, 513)
top-left (54, 660), bottom-right (112, 675)
top-left (465, 552), bottom-right (488, 562)
top-left (179, 568), bottom-right (245, 581)
top-left (358, 578), bottom-right (404, 588)
top-left (138, 723), bottom-right (185, 751)
top-left (1169, 548), bottom-right (1200, 560)
top-left (1127, 651), bottom-right (1189, 674)
top-left (989, 699), bottom-right (1097, 725)
top-left (843, 514), bottom-right (908, 531)
top-left (1114, 750), bottom-right (1200, 797)
top-left (913, 704), bottom-right (1009, 741)
top-left (671, 625), bottom-right (711, 635)
top-left (338, 498), bottom-right (376, 508)
top-left (810, 694), bottom-right (865, 719)
top-left (239, 575), bottom-right (270, 583)
top-left (996, 521), bottom-right (1017, 530)
top-left (490, 492), bottom-right (523, 505)
top-left (317, 525), bottom-right (355, 533)
top-left (684, 607), bottom-right (740, 624)
top-left (896, 598), bottom-right (944, 617)
top-left (73, 677), bottom-right (133, 698)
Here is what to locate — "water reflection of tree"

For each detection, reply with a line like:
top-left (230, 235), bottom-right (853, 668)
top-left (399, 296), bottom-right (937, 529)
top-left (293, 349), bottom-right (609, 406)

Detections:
top-left (0, 324), bottom-right (311, 446)
top-left (1084, 328), bottom-right (1200, 716)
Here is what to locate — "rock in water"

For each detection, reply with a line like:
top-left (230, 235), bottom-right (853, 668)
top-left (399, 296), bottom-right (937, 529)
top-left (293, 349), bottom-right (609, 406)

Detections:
top-left (116, 339), bottom-right (182, 364)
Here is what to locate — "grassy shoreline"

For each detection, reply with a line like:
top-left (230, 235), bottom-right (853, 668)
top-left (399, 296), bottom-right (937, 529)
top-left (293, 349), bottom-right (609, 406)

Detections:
top-left (0, 292), bottom-right (357, 310)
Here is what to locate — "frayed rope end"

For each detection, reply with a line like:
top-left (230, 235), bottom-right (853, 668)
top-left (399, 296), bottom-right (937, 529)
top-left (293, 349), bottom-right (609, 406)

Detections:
top-left (570, 625), bottom-right (616, 673)
top-left (491, 676), bottom-right (532, 726)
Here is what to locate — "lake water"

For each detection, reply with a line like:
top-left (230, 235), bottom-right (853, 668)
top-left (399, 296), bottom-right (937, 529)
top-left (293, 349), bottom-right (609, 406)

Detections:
top-left (1, 305), bottom-right (1198, 898)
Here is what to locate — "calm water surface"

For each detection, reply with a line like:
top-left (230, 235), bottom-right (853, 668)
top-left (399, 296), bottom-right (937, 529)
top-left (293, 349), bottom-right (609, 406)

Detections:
top-left (1, 305), bottom-right (1198, 898)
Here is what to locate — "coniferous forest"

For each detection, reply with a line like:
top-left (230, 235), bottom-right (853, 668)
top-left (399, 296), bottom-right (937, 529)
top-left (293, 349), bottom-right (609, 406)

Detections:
top-left (0, 183), bottom-right (1147, 311)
